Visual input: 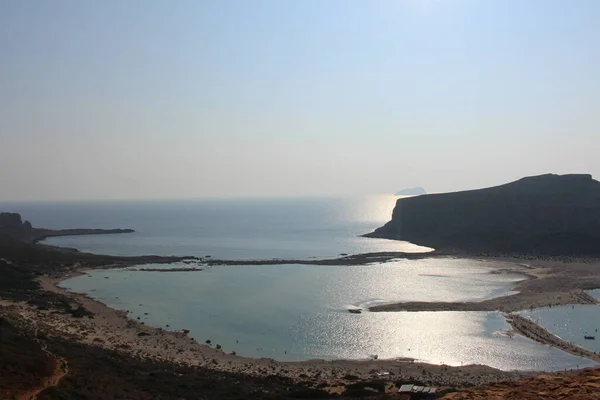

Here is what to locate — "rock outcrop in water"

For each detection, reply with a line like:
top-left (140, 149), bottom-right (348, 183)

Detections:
top-left (366, 174), bottom-right (600, 256)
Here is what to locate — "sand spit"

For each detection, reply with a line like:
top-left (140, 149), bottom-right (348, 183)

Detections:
top-left (506, 314), bottom-right (600, 363)
top-left (371, 259), bottom-right (600, 313)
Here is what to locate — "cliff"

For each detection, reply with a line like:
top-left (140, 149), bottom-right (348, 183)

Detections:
top-left (365, 174), bottom-right (600, 256)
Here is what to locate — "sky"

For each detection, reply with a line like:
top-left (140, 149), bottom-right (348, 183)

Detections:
top-left (1, 0), bottom-right (599, 201)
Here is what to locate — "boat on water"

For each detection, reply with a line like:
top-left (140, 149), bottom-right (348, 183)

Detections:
top-left (584, 335), bottom-right (596, 340)
top-left (348, 309), bottom-right (362, 314)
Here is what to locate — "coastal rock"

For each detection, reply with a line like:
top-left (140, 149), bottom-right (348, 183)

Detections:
top-left (0, 212), bottom-right (34, 241)
top-left (367, 174), bottom-right (600, 256)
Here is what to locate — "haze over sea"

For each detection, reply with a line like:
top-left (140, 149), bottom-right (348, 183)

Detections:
top-left (6, 196), bottom-right (427, 259)
top-left (3, 196), bottom-right (595, 371)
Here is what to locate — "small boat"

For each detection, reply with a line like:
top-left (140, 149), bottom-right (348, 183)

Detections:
top-left (348, 309), bottom-right (362, 314)
top-left (584, 335), bottom-right (596, 340)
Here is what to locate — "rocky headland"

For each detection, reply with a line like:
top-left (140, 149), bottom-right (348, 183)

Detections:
top-left (366, 174), bottom-right (600, 256)
top-left (1, 212), bottom-right (135, 244)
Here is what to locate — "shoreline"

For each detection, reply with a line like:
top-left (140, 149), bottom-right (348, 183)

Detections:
top-left (11, 262), bottom-right (533, 388)
top-left (24, 260), bottom-right (536, 386)
top-left (370, 259), bottom-right (600, 313)
top-left (34, 256), bottom-right (597, 371)
top-left (4, 246), bottom-right (600, 390)
top-left (505, 314), bottom-right (600, 363)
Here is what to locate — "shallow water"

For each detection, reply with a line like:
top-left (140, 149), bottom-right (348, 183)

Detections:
top-left (519, 305), bottom-right (600, 353)
top-left (61, 260), bottom-right (596, 371)
top-left (586, 289), bottom-right (600, 300)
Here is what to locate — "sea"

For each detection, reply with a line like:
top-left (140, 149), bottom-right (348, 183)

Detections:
top-left (2, 196), bottom-right (597, 371)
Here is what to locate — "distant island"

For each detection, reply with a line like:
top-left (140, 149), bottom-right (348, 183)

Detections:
top-left (367, 174), bottom-right (600, 256)
top-left (395, 187), bottom-right (426, 196)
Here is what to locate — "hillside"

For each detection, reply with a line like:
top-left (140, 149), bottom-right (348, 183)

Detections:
top-left (442, 368), bottom-right (600, 400)
top-left (366, 174), bottom-right (600, 256)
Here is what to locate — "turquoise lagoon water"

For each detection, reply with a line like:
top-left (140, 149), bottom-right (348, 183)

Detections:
top-left (519, 305), bottom-right (600, 353)
top-left (61, 259), bottom-right (596, 371)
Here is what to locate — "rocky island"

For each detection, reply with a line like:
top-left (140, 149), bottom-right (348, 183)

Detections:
top-left (367, 174), bottom-right (600, 256)
top-left (395, 187), bottom-right (426, 196)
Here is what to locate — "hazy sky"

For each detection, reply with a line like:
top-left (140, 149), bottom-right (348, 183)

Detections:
top-left (1, 0), bottom-right (599, 201)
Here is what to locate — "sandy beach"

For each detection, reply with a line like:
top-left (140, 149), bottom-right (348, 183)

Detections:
top-left (4, 255), bottom-right (600, 395)
top-left (0, 264), bottom-right (536, 393)
top-left (371, 258), bottom-right (600, 313)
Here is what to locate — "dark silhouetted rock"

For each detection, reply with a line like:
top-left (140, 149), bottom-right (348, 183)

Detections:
top-left (367, 174), bottom-right (600, 256)
top-left (0, 213), bottom-right (34, 241)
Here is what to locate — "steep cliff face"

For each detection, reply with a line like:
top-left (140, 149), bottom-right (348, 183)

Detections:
top-left (366, 174), bottom-right (600, 255)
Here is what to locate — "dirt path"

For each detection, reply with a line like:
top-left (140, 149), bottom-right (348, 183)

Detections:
top-left (15, 327), bottom-right (68, 400)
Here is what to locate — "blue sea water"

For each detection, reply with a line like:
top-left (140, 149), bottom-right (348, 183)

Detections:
top-left (3, 196), bottom-right (429, 259)
top-left (2, 196), bottom-right (596, 370)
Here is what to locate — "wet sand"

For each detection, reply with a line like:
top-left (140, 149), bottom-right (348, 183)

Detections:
top-left (371, 258), bottom-right (600, 313)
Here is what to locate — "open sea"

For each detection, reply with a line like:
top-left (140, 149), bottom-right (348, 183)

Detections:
top-left (2, 196), bottom-right (597, 371)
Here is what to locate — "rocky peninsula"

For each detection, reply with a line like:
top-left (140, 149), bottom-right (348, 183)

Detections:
top-left (1, 211), bottom-right (135, 244)
top-left (366, 174), bottom-right (600, 256)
